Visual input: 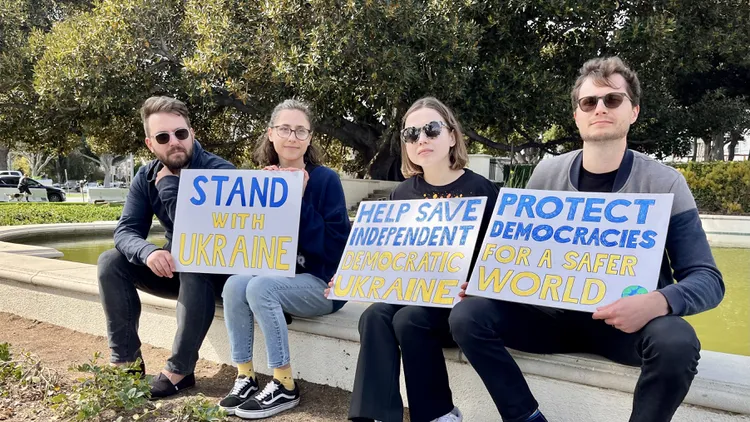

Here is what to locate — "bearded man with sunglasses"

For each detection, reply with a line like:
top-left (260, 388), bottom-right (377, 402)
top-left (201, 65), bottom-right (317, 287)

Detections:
top-left (97, 96), bottom-right (235, 398)
top-left (450, 57), bottom-right (724, 422)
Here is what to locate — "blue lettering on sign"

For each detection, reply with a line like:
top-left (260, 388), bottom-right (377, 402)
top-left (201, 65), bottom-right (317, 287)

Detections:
top-left (190, 175), bottom-right (208, 205)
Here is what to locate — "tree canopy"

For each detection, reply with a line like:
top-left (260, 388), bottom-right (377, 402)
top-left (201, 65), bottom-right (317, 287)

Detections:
top-left (1, 0), bottom-right (748, 178)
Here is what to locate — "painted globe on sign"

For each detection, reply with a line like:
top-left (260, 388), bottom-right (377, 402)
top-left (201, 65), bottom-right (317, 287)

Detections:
top-left (621, 285), bottom-right (649, 297)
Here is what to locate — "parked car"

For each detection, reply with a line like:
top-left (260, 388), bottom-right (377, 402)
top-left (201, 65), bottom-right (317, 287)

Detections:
top-left (0, 170), bottom-right (23, 177)
top-left (0, 175), bottom-right (67, 202)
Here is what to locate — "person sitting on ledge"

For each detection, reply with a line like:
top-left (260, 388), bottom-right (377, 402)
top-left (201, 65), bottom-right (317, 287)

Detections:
top-left (97, 96), bottom-right (234, 398)
top-left (449, 56), bottom-right (725, 422)
top-left (218, 99), bottom-right (350, 419)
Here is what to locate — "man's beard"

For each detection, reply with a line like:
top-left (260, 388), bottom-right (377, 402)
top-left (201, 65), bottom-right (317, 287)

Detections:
top-left (581, 125), bottom-right (630, 143)
top-left (157, 146), bottom-right (192, 172)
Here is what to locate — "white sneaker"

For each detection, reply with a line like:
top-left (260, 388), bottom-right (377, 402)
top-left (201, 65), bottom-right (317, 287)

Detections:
top-left (433, 406), bottom-right (463, 422)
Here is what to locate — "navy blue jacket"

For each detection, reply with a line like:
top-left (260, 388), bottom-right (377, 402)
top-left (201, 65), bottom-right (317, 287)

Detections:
top-left (298, 164), bottom-right (351, 311)
top-left (114, 140), bottom-right (234, 265)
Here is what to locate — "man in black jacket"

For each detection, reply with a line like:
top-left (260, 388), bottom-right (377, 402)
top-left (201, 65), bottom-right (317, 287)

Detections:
top-left (97, 96), bottom-right (234, 398)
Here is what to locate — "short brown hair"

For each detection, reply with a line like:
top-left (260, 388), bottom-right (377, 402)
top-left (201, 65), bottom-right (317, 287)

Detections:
top-left (254, 99), bottom-right (324, 167)
top-left (140, 96), bottom-right (191, 137)
top-left (571, 57), bottom-right (642, 109)
top-left (400, 97), bottom-right (468, 178)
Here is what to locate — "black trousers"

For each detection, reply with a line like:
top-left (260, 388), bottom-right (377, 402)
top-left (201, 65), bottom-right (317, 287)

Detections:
top-left (349, 303), bottom-right (456, 422)
top-left (97, 248), bottom-right (227, 375)
top-left (449, 297), bottom-right (701, 422)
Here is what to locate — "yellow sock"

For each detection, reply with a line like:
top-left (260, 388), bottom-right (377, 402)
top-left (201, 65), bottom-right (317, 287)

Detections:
top-left (237, 362), bottom-right (255, 380)
top-left (273, 366), bottom-right (295, 390)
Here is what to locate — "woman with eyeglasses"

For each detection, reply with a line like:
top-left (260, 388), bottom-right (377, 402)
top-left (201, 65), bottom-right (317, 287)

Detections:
top-left (339, 97), bottom-right (499, 422)
top-left (219, 99), bottom-right (350, 419)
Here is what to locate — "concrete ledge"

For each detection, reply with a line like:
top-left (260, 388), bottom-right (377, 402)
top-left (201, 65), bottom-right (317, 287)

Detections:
top-left (0, 241), bottom-right (63, 258)
top-left (1, 252), bottom-right (749, 421)
top-left (701, 215), bottom-right (750, 248)
top-left (0, 222), bottom-right (749, 421)
top-left (0, 221), bottom-right (164, 243)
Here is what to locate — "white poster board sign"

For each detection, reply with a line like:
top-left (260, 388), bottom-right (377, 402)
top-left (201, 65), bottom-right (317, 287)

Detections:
top-left (171, 169), bottom-right (303, 276)
top-left (329, 197), bottom-right (487, 308)
top-left (466, 188), bottom-right (673, 312)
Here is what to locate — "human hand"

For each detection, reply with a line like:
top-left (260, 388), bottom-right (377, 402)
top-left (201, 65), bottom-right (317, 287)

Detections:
top-left (276, 167), bottom-right (309, 196)
top-left (263, 165), bottom-right (280, 171)
top-left (592, 291), bottom-right (669, 333)
top-left (146, 250), bottom-right (176, 278)
top-left (156, 165), bottom-right (176, 185)
top-left (324, 278), bottom-right (333, 298)
top-left (458, 281), bottom-right (469, 301)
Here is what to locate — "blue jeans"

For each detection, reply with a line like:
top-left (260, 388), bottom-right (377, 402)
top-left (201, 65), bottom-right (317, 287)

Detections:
top-left (222, 273), bottom-right (333, 368)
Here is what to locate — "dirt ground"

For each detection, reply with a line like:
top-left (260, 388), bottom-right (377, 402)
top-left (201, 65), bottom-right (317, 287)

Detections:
top-left (0, 312), bottom-right (354, 421)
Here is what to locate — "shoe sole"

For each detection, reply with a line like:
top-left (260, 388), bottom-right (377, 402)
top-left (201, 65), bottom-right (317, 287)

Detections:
top-left (219, 388), bottom-right (260, 415)
top-left (220, 406), bottom-right (236, 416)
top-left (234, 398), bottom-right (300, 419)
top-left (148, 384), bottom-right (194, 400)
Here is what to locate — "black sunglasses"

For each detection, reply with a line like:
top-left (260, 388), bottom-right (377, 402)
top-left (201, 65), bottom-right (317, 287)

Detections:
top-left (154, 128), bottom-right (190, 144)
top-left (401, 121), bottom-right (451, 144)
top-left (577, 92), bottom-right (632, 112)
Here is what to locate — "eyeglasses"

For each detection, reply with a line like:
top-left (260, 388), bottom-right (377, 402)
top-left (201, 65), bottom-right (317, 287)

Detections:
top-left (577, 93), bottom-right (632, 112)
top-left (401, 121), bottom-right (451, 144)
top-left (153, 128), bottom-right (190, 144)
top-left (271, 126), bottom-right (311, 140)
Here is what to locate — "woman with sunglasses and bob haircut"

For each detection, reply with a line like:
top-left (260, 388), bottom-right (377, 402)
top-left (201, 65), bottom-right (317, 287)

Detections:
top-left (342, 97), bottom-right (498, 422)
top-left (219, 99), bottom-right (350, 419)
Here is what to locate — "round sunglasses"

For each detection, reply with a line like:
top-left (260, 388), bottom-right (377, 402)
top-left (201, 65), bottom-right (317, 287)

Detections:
top-left (153, 128), bottom-right (190, 144)
top-left (577, 92), bottom-right (632, 112)
top-left (400, 121), bottom-right (451, 144)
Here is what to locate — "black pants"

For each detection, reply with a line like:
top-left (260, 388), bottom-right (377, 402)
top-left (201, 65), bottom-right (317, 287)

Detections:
top-left (349, 303), bottom-right (456, 422)
top-left (449, 297), bottom-right (701, 422)
top-left (97, 249), bottom-right (227, 375)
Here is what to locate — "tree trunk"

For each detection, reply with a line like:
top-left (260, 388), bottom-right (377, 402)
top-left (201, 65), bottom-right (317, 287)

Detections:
top-left (710, 132), bottom-right (725, 161)
top-left (368, 131), bottom-right (402, 181)
top-left (54, 154), bottom-right (66, 184)
top-left (100, 154), bottom-right (115, 187)
top-left (0, 143), bottom-right (8, 171)
top-left (727, 130), bottom-right (741, 161)
top-left (691, 139), bottom-right (698, 162)
top-left (703, 136), bottom-right (712, 162)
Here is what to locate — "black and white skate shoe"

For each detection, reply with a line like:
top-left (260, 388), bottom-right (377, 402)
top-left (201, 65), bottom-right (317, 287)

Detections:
top-left (218, 375), bottom-right (259, 415)
top-left (234, 378), bottom-right (300, 419)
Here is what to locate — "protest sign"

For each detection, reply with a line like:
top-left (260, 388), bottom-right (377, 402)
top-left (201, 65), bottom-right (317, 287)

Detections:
top-left (171, 169), bottom-right (303, 276)
top-left (466, 188), bottom-right (673, 312)
top-left (329, 197), bottom-right (487, 308)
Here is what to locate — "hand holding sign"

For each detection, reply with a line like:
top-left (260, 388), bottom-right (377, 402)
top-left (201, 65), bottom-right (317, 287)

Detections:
top-left (263, 166), bottom-right (309, 196)
top-left (592, 291), bottom-right (669, 333)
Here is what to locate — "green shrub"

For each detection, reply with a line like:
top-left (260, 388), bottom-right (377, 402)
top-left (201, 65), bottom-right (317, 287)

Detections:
top-left (502, 164), bottom-right (536, 188)
top-left (0, 343), bottom-right (62, 401)
top-left (50, 354), bottom-right (152, 421)
top-left (172, 395), bottom-right (228, 422)
top-left (671, 161), bottom-right (750, 214)
top-left (0, 203), bottom-right (123, 225)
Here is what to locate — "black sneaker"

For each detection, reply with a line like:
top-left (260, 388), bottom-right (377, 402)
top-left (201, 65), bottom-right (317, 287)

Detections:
top-left (234, 379), bottom-right (300, 419)
top-left (149, 372), bottom-right (195, 399)
top-left (218, 375), bottom-right (259, 415)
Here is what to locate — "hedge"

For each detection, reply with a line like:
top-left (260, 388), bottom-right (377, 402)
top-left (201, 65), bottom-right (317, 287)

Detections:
top-left (672, 161), bottom-right (750, 215)
top-left (497, 160), bottom-right (750, 215)
top-left (0, 203), bottom-right (123, 226)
